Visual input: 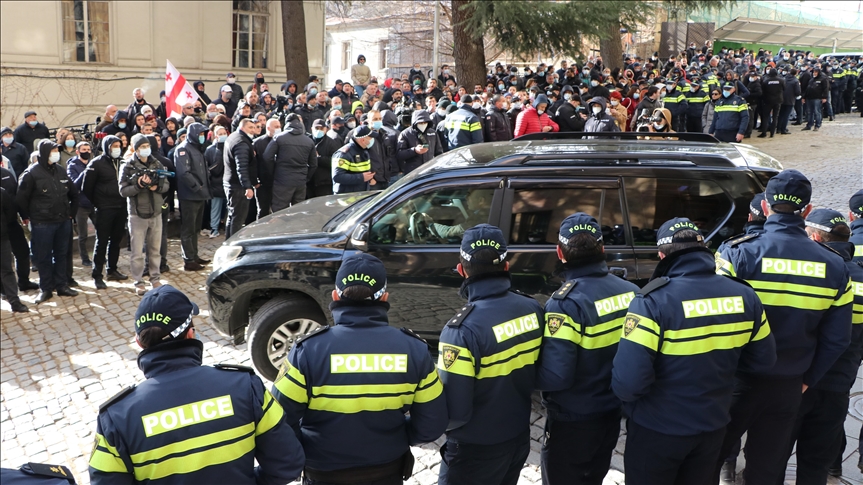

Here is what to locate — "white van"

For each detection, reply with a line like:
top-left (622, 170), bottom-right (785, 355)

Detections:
top-left (818, 52), bottom-right (863, 63)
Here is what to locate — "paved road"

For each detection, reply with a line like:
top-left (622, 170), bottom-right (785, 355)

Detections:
top-left (2, 113), bottom-right (862, 485)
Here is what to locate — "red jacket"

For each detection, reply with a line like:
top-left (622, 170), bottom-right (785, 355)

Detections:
top-left (513, 106), bottom-right (559, 138)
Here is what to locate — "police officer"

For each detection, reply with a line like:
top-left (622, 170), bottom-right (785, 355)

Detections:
top-left (714, 170), bottom-right (853, 483)
top-left (708, 81), bottom-right (750, 143)
top-left (849, 190), bottom-right (863, 263)
top-left (612, 217), bottom-right (776, 485)
top-left (535, 213), bottom-right (639, 485)
top-left (779, 208), bottom-right (863, 483)
top-left (442, 95), bottom-right (483, 150)
top-left (270, 253), bottom-right (447, 485)
top-left (89, 285), bottom-right (303, 484)
top-left (2, 463), bottom-right (76, 484)
top-left (662, 72), bottom-right (689, 132)
top-left (437, 224), bottom-right (543, 485)
top-left (332, 126), bottom-right (376, 194)
top-left (685, 79), bottom-right (710, 133)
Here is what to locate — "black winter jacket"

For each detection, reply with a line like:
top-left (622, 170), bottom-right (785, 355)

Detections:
top-left (16, 140), bottom-right (78, 223)
top-left (13, 121), bottom-right (50, 153)
top-left (484, 106), bottom-right (513, 142)
top-left (223, 130), bottom-right (256, 190)
top-left (174, 124), bottom-right (211, 201)
top-left (804, 73), bottom-right (830, 100)
top-left (204, 143), bottom-right (226, 198)
top-left (311, 134), bottom-right (341, 188)
top-left (760, 73), bottom-right (786, 106)
top-left (397, 110), bottom-right (442, 174)
top-left (263, 117), bottom-right (317, 187)
top-left (83, 135), bottom-right (126, 210)
top-left (101, 110), bottom-right (132, 139)
top-left (781, 75), bottom-right (801, 106)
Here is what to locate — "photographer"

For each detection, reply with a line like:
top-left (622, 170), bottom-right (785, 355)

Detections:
top-left (640, 108), bottom-right (678, 140)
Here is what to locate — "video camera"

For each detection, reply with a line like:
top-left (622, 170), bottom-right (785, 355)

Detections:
top-left (635, 109), bottom-right (653, 133)
top-left (126, 168), bottom-right (175, 188)
top-left (395, 103), bottom-right (415, 130)
top-left (271, 95), bottom-right (293, 126)
top-left (48, 123), bottom-right (94, 143)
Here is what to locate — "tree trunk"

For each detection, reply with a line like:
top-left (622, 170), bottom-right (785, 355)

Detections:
top-left (282, 0), bottom-right (310, 86)
top-left (599, 20), bottom-right (624, 72)
top-left (451, 0), bottom-right (486, 88)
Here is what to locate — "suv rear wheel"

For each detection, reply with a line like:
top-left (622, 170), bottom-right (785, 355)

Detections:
top-left (247, 295), bottom-right (325, 381)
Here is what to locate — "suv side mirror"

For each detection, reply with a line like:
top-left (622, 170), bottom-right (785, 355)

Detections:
top-left (350, 223), bottom-right (369, 251)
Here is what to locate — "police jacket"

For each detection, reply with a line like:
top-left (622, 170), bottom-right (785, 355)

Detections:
top-left (782, 75), bottom-right (801, 106)
top-left (263, 117), bottom-right (317, 187)
top-left (332, 140), bottom-right (371, 194)
top-left (16, 140), bottom-right (79, 224)
top-left (484, 106), bottom-right (513, 142)
top-left (174, 125), bottom-right (210, 201)
top-left (685, 87), bottom-right (710, 119)
top-left (851, 218), bottom-right (863, 262)
top-left (832, 67), bottom-right (847, 90)
top-left (661, 87), bottom-right (688, 115)
top-left (203, 142), bottom-right (226, 199)
top-left (611, 248), bottom-right (776, 436)
top-left (761, 73), bottom-right (786, 105)
top-left (224, 130), bottom-right (256, 191)
top-left (396, 111), bottom-right (442, 174)
top-left (118, 153), bottom-right (169, 219)
top-left (437, 272), bottom-right (544, 445)
top-left (708, 94), bottom-right (750, 135)
top-left (536, 261), bottom-right (640, 421)
top-left (813, 241), bottom-right (863, 393)
top-left (83, 136), bottom-right (126, 211)
top-left (89, 339), bottom-right (304, 485)
top-left (442, 107), bottom-right (483, 150)
top-left (271, 300), bottom-right (447, 472)
top-left (716, 213), bottom-right (853, 386)
top-left (2, 464), bottom-right (76, 485)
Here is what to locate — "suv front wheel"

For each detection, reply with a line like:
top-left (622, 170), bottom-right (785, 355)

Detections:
top-left (247, 294), bottom-right (325, 381)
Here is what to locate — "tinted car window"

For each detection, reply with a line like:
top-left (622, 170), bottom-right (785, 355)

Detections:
top-left (509, 188), bottom-right (626, 245)
top-left (625, 177), bottom-right (733, 245)
top-left (370, 187), bottom-right (495, 245)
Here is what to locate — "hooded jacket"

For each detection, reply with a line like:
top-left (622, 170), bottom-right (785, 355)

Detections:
top-left (584, 97), bottom-right (620, 134)
top-left (118, 150), bottom-right (169, 219)
top-left (396, 110), bottom-right (442, 174)
top-left (224, 129), bottom-right (256, 191)
top-left (513, 94), bottom-right (559, 138)
top-left (16, 139), bottom-right (79, 223)
top-left (174, 123), bottom-right (211, 201)
top-left (1, 127), bottom-right (29, 178)
top-left (310, 129), bottom-right (341, 188)
top-left (650, 107), bottom-right (674, 133)
top-left (782, 73), bottom-right (801, 106)
top-left (83, 135), bottom-right (126, 210)
top-left (281, 80), bottom-right (299, 97)
top-left (761, 70), bottom-right (786, 106)
top-left (263, 116), bottom-right (317, 188)
top-left (101, 110), bottom-right (132, 138)
top-left (193, 81), bottom-right (211, 105)
top-left (204, 138), bottom-right (226, 199)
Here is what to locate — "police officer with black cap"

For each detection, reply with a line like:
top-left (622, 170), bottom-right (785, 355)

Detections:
top-left (780, 208), bottom-right (862, 483)
top-left (89, 285), bottom-right (304, 484)
top-left (611, 217), bottom-right (775, 485)
top-left (437, 224), bottom-right (544, 485)
top-left (849, 189), bottom-right (863, 262)
top-left (1, 463), bottom-right (76, 484)
top-left (714, 170), bottom-right (853, 483)
top-left (271, 253), bottom-right (447, 485)
top-left (709, 81), bottom-right (750, 142)
top-left (535, 213), bottom-right (639, 485)
top-left (332, 125), bottom-right (376, 194)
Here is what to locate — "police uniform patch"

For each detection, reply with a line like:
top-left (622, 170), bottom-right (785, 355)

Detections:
top-left (552, 280), bottom-right (577, 300)
top-left (442, 345), bottom-right (460, 369)
top-left (547, 316), bottom-right (563, 335)
top-left (727, 232), bottom-right (760, 247)
top-left (25, 463), bottom-right (73, 481)
top-left (338, 159), bottom-right (348, 167)
top-left (623, 315), bottom-right (640, 336)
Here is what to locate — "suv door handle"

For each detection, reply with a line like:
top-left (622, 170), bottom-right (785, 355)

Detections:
top-left (609, 267), bottom-right (628, 279)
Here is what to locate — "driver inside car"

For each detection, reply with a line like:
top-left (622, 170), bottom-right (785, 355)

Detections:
top-left (395, 189), bottom-right (492, 243)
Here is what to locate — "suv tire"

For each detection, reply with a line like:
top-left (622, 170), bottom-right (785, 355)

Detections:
top-left (247, 294), bottom-right (326, 381)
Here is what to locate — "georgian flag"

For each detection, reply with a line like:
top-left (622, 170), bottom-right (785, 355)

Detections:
top-left (165, 60), bottom-right (199, 119)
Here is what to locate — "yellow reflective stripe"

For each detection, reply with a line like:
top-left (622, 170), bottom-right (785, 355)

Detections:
top-left (437, 342), bottom-right (475, 378)
top-left (544, 312), bottom-right (582, 343)
top-left (754, 291), bottom-right (833, 310)
top-left (663, 321), bottom-right (753, 341)
top-left (308, 394), bottom-right (413, 413)
top-left (660, 332), bottom-right (751, 356)
top-left (313, 383), bottom-right (415, 396)
top-left (414, 369), bottom-right (443, 404)
top-left (133, 433), bottom-right (255, 481)
top-left (752, 318), bottom-right (772, 342)
top-left (468, 122), bottom-right (482, 132)
top-left (853, 304), bottom-right (863, 324)
top-left (747, 280), bottom-right (838, 298)
top-left (285, 362), bottom-right (305, 385)
top-left (274, 368), bottom-right (308, 405)
top-left (478, 337), bottom-right (541, 379)
top-left (854, 245), bottom-right (862, 257)
top-left (716, 256), bottom-right (736, 277)
top-left (97, 433), bottom-right (121, 457)
top-left (90, 449), bottom-right (128, 473)
top-left (833, 279), bottom-right (853, 306)
top-left (687, 95), bottom-right (710, 103)
top-left (256, 391), bottom-right (284, 436)
top-left (338, 159), bottom-right (371, 172)
top-left (621, 313), bottom-right (660, 351)
top-left (715, 105), bottom-right (747, 112)
top-left (580, 316), bottom-right (625, 350)
top-left (130, 422), bottom-right (254, 464)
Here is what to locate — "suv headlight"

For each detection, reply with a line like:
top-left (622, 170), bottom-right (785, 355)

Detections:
top-left (213, 245), bottom-right (243, 272)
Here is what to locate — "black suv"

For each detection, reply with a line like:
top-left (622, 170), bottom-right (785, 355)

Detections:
top-left (207, 133), bottom-right (782, 380)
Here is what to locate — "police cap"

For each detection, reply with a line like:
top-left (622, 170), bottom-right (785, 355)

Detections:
top-left (656, 217), bottom-right (704, 246)
top-left (352, 125), bottom-right (373, 139)
top-left (805, 208), bottom-right (848, 233)
top-left (461, 224), bottom-right (507, 264)
top-left (750, 192), bottom-right (766, 217)
top-left (765, 169), bottom-right (811, 211)
top-left (134, 285), bottom-right (199, 340)
top-left (336, 253), bottom-right (387, 300)
top-left (849, 189), bottom-right (863, 218)
top-left (559, 212), bottom-right (602, 245)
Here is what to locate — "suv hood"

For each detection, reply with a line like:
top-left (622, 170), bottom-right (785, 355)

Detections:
top-left (230, 193), bottom-right (375, 242)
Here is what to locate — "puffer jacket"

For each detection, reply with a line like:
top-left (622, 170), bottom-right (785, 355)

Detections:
top-left (83, 135), bottom-right (125, 210)
top-left (584, 97), bottom-right (620, 134)
top-left (702, 96), bottom-right (718, 134)
top-left (781, 74), bottom-right (801, 106)
top-left (514, 94), bottom-right (559, 137)
top-left (16, 139), bottom-right (79, 223)
top-left (263, 116), bottom-right (317, 188)
top-left (396, 110), bottom-right (442, 174)
top-left (118, 152), bottom-right (169, 218)
top-left (174, 123), bottom-right (211, 201)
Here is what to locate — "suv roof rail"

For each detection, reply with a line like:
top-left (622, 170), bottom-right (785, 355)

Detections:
top-left (512, 132), bottom-right (721, 143)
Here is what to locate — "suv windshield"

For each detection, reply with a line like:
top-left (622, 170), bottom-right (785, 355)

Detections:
top-left (322, 193), bottom-right (377, 232)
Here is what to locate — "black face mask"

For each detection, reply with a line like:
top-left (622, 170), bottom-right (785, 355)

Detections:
top-left (79, 151), bottom-right (91, 161)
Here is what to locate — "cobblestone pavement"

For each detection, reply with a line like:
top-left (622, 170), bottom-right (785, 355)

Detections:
top-left (2, 113), bottom-right (862, 485)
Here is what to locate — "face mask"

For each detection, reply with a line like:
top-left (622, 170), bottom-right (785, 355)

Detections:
top-left (443, 69), bottom-right (450, 74)
top-left (498, 84), bottom-right (505, 91)
top-left (590, 80), bottom-right (599, 87)
top-left (416, 123), bottom-right (428, 132)
top-left (366, 137), bottom-right (375, 148)
top-left (46, 152), bottom-right (59, 164)
top-left (194, 107), bottom-right (203, 113)
top-left (436, 109), bottom-right (446, 116)
top-left (564, 93), bottom-right (572, 101)
top-left (659, 92), bottom-right (666, 98)
top-left (309, 88), bottom-right (318, 96)
top-left (207, 112), bottom-right (217, 119)
top-left (472, 102), bottom-right (482, 109)
top-left (583, 69), bottom-right (590, 75)
top-left (28, 120), bottom-right (38, 127)
top-left (634, 93), bottom-right (640, 99)
top-left (161, 96), bottom-right (166, 103)
top-left (65, 139), bottom-right (75, 148)
top-left (332, 104), bottom-right (342, 111)
top-left (372, 120), bottom-right (383, 130)
top-left (2, 136), bottom-right (12, 145)
top-left (749, 77), bottom-right (756, 82)
top-left (592, 106), bottom-right (602, 115)
top-left (79, 151), bottom-right (91, 161)
top-left (529, 93), bottom-right (536, 102)
top-left (314, 130), bottom-right (325, 139)
top-left (217, 134), bottom-right (227, 143)
top-left (198, 135), bottom-right (206, 144)
top-left (347, 121), bottom-right (357, 129)
top-left (513, 102), bottom-right (522, 109)
top-left (138, 147), bottom-right (151, 158)
top-left (118, 122), bottom-right (127, 129)
top-left (227, 78), bottom-right (236, 84)
top-left (722, 90), bottom-right (732, 98)
top-left (653, 122), bottom-right (665, 130)
top-left (110, 147), bottom-right (122, 158)
top-left (611, 100), bottom-right (619, 106)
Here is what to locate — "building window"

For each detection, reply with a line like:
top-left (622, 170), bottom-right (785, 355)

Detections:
top-left (233, 0), bottom-right (269, 69)
top-left (341, 42), bottom-right (351, 71)
top-left (62, 0), bottom-right (110, 63)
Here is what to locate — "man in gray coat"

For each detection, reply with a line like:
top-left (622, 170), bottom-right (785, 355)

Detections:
top-left (174, 123), bottom-right (211, 271)
top-left (263, 113), bottom-right (317, 212)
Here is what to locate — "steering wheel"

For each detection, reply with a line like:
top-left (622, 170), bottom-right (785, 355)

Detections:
top-left (410, 212), bottom-right (439, 243)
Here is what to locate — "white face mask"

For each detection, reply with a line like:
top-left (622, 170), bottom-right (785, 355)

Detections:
top-left (416, 123), bottom-right (428, 132)
top-left (48, 152), bottom-right (60, 164)
top-left (272, 127), bottom-right (281, 135)
top-left (653, 122), bottom-right (666, 130)
top-left (536, 109), bottom-right (545, 115)
top-left (610, 100), bottom-right (619, 106)
top-left (138, 147), bottom-right (151, 158)
top-left (592, 106), bottom-right (602, 114)
top-left (472, 102), bottom-right (482, 109)
top-left (110, 147), bottom-right (122, 158)
top-left (437, 109), bottom-right (446, 116)
top-left (1, 136), bottom-right (12, 145)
